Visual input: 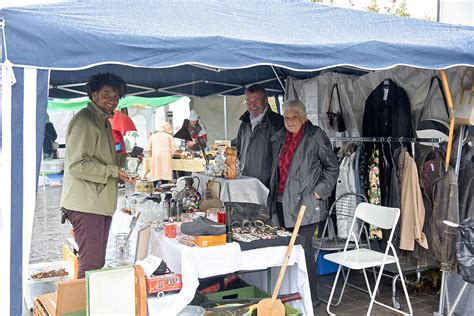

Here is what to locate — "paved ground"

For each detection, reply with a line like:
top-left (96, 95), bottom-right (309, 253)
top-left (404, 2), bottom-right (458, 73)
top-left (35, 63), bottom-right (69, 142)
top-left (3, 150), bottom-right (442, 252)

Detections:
top-left (314, 271), bottom-right (440, 315)
top-left (28, 185), bottom-right (441, 315)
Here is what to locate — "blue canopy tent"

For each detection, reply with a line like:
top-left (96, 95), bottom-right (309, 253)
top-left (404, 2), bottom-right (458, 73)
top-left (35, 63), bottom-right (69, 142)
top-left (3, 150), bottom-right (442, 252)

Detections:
top-left (1, 0), bottom-right (473, 314)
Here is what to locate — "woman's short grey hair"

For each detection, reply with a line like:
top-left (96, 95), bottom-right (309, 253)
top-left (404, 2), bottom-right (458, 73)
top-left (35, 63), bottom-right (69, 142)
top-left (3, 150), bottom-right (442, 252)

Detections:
top-left (282, 100), bottom-right (307, 120)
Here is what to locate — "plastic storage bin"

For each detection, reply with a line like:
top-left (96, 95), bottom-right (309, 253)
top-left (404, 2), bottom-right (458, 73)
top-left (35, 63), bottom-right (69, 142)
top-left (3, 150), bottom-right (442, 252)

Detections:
top-left (47, 173), bottom-right (64, 187)
top-left (24, 261), bottom-right (72, 311)
top-left (40, 159), bottom-right (64, 175)
top-left (203, 286), bottom-right (302, 316)
top-left (316, 250), bottom-right (342, 275)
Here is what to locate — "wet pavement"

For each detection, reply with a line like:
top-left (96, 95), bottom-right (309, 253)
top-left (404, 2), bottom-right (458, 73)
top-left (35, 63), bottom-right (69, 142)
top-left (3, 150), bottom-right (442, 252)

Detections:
top-left (30, 186), bottom-right (71, 263)
top-left (28, 185), bottom-right (440, 315)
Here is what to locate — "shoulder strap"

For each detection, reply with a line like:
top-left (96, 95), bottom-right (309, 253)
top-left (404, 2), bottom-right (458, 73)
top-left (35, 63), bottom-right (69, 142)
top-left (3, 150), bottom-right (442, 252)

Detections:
top-left (328, 83), bottom-right (343, 115)
top-left (418, 76), bottom-right (450, 123)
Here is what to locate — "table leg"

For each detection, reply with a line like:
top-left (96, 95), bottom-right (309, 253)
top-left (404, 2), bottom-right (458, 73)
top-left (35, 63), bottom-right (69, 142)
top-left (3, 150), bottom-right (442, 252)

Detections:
top-left (267, 267), bottom-right (272, 293)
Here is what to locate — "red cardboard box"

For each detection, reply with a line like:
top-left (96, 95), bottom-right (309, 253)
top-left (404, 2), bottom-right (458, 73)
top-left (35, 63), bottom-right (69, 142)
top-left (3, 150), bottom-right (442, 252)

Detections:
top-left (145, 274), bottom-right (182, 294)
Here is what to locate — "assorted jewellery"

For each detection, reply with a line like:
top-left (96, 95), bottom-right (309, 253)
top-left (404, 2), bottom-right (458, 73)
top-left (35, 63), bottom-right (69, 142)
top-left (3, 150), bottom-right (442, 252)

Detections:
top-left (231, 220), bottom-right (292, 242)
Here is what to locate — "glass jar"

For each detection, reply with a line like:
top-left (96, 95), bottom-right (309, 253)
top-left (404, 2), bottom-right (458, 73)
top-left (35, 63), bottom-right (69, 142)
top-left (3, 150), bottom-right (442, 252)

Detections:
top-left (115, 233), bottom-right (130, 260)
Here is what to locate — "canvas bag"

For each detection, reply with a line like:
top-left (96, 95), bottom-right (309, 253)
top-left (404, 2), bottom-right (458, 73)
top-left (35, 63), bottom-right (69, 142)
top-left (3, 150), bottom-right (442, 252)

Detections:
top-left (454, 68), bottom-right (474, 125)
top-left (416, 76), bottom-right (451, 146)
top-left (326, 83), bottom-right (346, 132)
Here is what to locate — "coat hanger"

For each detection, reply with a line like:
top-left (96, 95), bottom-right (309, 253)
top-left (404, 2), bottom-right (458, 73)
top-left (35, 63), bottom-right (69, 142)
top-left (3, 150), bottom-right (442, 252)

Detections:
top-left (399, 137), bottom-right (405, 149)
top-left (380, 138), bottom-right (389, 166)
top-left (383, 79), bottom-right (390, 101)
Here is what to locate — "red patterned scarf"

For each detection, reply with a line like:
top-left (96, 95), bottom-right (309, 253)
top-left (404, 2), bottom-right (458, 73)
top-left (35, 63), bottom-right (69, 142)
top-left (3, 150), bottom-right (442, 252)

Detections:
top-left (279, 123), bottom-right (305, 193)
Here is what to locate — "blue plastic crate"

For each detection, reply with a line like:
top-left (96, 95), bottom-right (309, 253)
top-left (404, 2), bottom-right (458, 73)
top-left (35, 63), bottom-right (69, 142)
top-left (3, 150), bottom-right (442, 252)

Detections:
top-left (315, 250), bottom-right (341, 276)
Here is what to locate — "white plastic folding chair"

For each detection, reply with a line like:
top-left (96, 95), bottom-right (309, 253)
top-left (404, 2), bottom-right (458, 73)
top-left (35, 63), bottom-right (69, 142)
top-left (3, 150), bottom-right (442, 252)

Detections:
top-left (324, 203), bottom-right (413, 315)
top-left (313, 192), bottom-right (376, 306)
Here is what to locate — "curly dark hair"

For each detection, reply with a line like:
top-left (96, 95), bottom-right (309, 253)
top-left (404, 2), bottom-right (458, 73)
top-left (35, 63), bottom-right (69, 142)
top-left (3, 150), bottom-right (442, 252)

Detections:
top-left (86, 73), bottom-right (127, 99)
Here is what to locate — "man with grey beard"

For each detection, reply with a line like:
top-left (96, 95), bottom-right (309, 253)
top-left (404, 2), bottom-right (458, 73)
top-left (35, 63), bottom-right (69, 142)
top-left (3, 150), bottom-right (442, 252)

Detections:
top-left (235, 84), bottom-right (284, 188)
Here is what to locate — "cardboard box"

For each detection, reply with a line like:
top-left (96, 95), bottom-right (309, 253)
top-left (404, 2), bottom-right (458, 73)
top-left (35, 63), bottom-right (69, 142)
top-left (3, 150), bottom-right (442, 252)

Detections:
top-left (191, 234), bottom-right (226, 247)
top-left (145, 273), bottom-right (182, 294)
top-left (33, 279), bottom-right (86, 316)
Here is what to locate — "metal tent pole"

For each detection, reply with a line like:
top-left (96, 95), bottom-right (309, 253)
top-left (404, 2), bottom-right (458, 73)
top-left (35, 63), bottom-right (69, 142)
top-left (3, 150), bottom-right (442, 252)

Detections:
top-left (224, 96), bottom-right (228, 140)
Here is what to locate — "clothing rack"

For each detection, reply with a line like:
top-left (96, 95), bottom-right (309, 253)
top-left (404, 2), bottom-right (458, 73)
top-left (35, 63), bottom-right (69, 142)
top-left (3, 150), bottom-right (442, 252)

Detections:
top-left (329, 136), bottom-right (442, 143)
top-left (329, 137), bottom-right (442, 159)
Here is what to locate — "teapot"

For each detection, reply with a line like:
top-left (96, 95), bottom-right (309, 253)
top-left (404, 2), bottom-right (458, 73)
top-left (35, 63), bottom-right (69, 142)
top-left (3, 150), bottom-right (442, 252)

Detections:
top-left (175, 176), bottom-right (200, 201)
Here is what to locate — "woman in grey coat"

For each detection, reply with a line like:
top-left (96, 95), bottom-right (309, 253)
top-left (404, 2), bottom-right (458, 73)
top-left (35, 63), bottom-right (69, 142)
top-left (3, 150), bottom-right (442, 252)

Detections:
top-left (268, 100), bottom-right (340, 305)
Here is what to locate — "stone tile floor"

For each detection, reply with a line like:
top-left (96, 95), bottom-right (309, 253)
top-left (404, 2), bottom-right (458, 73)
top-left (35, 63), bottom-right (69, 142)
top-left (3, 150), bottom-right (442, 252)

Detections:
top-left (314, 271), bottom-right (440, 315)
top-left (27, 185), bottom-right (442, 315)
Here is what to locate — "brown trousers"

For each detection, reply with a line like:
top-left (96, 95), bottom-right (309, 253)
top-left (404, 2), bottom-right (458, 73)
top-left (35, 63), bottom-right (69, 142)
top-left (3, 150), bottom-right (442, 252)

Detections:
top-left (65, 210), bottom-right (112, 279)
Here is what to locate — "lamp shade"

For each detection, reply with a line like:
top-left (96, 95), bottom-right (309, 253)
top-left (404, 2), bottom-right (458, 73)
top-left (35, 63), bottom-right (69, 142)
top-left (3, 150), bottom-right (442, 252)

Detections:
top-left (174, 119), bottom-right (193, 141)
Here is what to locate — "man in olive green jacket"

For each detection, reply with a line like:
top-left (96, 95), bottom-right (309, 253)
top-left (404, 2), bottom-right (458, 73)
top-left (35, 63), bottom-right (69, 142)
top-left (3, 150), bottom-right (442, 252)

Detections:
top-left (60, 73), bottom-right (135, 278)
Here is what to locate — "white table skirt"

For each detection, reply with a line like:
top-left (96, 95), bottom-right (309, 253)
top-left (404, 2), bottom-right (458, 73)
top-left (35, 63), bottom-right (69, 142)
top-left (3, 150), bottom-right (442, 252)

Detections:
top-left (193, 173), bottom-right (269, 206)
top-left (147, 236), bottom-right (314, 316)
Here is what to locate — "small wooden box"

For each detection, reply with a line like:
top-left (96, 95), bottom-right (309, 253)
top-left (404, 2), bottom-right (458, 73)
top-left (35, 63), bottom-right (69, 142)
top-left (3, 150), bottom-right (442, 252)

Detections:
top-left (191, 234), bottom-right (226, 247)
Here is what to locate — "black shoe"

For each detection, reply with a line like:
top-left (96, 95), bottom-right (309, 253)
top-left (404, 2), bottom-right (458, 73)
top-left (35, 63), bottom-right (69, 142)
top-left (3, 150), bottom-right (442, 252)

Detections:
top-left (181, 216), bottom-right (226, 236)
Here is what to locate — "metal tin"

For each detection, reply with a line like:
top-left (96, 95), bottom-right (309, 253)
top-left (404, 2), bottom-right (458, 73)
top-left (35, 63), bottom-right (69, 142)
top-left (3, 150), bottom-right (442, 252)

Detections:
top-left (135, 180), bottom-right (153, 193)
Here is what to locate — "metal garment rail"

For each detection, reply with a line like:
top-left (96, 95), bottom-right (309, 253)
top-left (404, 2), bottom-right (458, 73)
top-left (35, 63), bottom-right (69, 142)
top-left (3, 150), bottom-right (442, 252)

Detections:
top-left (329, 137), bottom-right (441, 143)
top-left (329, 137), bottom-right (442, 160)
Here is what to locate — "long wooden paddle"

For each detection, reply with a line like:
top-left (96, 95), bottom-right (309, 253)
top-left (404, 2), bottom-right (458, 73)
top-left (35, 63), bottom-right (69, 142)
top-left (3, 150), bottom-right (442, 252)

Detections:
top-left (257, 205), bottom-right (307, 316)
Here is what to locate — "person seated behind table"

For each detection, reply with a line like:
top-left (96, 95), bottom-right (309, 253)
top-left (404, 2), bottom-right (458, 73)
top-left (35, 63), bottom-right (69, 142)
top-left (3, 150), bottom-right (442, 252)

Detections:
top-left (267, 100), bottom-right (339, 306)
top-left (186, 110), bottom-right (207, 153)
top-left (234, 84), bottom-right (284, 188)
top-left (147, 122), bottom-right (176, 187)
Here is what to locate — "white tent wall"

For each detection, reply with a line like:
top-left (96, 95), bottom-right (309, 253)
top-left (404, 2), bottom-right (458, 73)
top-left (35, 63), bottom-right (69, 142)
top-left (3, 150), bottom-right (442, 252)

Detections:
top-left (1, 65), bottom-right (49, 316)
top-left (286, 71), bottom-right (361, 138)
top-left (127, 106), bottom-right (155, 149)
top-left (286, 66), bottom-right (469, 137)
top-left (190, 95), bottom-right (247, 145)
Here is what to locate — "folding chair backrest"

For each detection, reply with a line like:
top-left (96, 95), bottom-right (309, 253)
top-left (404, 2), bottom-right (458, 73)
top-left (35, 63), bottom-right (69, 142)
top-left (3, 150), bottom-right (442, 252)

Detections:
top-left (355, 203), bottom-right (399, 230)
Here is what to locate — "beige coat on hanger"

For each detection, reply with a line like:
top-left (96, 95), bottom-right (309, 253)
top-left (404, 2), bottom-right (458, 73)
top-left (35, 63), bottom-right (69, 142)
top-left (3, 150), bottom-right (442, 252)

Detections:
top-left (400, 152), bottom-right (429, 251)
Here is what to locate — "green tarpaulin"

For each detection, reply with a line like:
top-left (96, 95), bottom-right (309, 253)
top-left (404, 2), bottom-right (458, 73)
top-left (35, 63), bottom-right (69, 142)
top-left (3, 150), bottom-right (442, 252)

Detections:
top-left (47, 95), bottom-right (181, 112)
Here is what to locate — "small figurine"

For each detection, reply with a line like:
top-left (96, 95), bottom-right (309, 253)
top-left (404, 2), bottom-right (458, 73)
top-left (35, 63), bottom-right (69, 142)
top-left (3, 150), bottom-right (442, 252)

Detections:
top-left (224, 147), bottom-right (238, 180)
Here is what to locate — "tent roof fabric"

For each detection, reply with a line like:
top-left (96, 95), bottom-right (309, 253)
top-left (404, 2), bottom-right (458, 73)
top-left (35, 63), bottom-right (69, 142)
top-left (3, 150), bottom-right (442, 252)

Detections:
top-left (2, 0), bottom-right (474, 72)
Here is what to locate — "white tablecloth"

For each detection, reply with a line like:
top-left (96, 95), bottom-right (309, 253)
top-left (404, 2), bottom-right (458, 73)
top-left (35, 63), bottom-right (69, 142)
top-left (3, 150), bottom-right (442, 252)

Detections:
top-left (147, 236), bottom-right (314, 316)
top-left (193, 173), bottom-right (269, 206)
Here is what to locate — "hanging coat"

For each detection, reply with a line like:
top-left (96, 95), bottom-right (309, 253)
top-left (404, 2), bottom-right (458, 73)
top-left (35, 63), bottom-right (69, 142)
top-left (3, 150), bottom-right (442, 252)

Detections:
top-left (336, 152), bottom-right (359, 239)
top-left (362, 79), bottom-right (413, 138)
top-left (400, 152), bottom-right (428, 251)
top-left (147, 122), bottom-right (176, 181)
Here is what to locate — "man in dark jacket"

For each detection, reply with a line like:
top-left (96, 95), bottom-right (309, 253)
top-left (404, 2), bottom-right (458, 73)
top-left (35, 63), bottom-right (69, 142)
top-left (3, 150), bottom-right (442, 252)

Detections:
top-left (235, 84), bottom-right (284, 188)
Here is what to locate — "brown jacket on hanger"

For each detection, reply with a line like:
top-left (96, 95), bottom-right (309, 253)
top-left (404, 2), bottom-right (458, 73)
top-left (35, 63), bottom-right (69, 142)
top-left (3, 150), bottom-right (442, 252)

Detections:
top-left (400, 152), bottom-right (429, 251)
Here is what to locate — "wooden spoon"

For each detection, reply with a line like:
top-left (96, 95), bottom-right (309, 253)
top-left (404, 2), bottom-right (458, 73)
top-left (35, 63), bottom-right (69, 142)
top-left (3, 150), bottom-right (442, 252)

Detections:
top-left (257, 205), bottom-right (306, 316)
